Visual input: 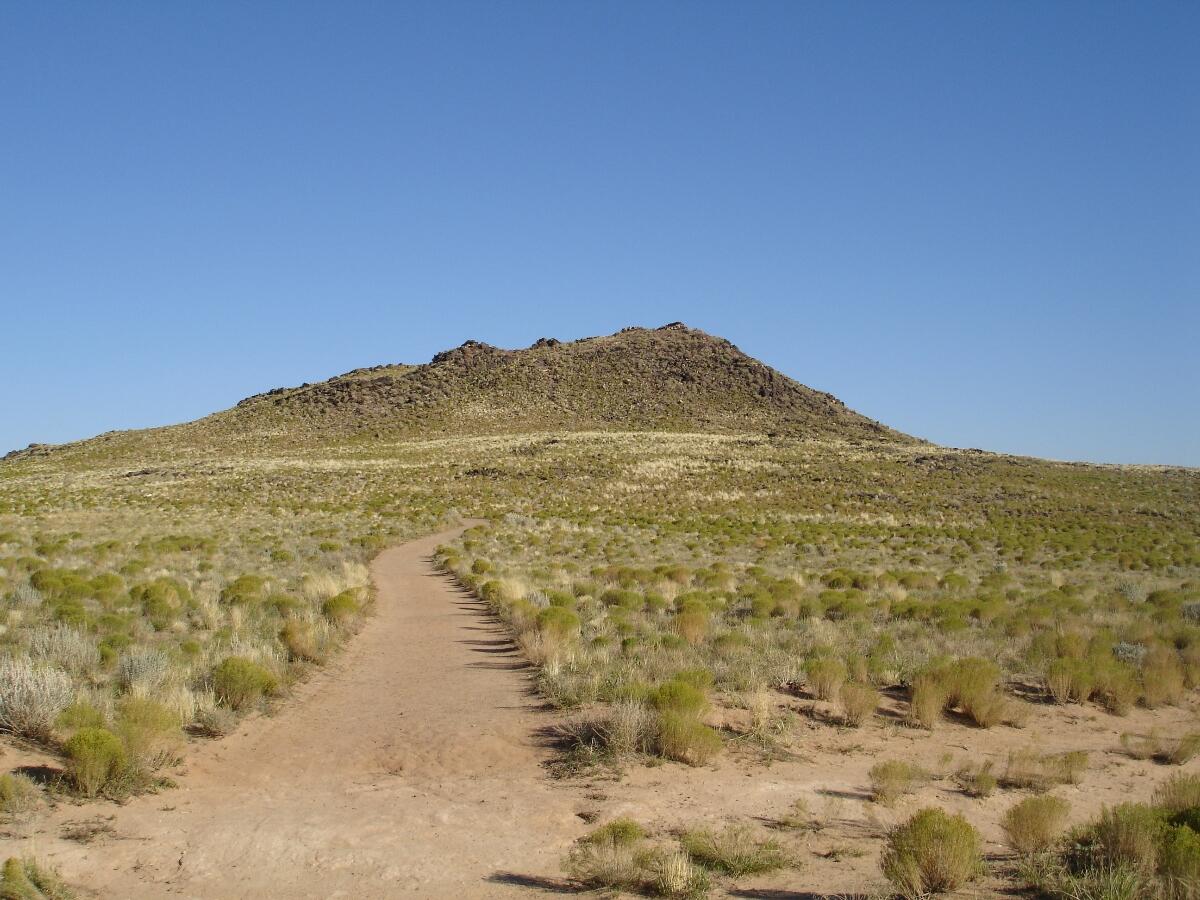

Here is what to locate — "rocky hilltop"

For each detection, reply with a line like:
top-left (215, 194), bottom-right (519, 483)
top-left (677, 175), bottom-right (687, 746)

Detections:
top-left (226, 323), bottom-right (909, 442)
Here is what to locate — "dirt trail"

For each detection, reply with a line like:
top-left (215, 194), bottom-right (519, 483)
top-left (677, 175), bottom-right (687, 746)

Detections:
top-left (4, 523), bottom-right (583, 898)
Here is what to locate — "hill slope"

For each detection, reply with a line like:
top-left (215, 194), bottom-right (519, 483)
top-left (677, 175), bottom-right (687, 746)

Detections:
top-left (6, 324), bottom-right (911, 461)
top-left (220, 323), bottom-right (908, 443)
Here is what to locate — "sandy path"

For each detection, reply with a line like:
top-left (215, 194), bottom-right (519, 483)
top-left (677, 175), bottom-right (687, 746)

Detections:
top-left (4, 523), bottom-right (582, 898)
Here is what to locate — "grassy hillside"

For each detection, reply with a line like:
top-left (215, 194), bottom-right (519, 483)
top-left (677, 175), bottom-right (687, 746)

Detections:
top-left (5, 324), bottom-right (906, 463)
top-left (0, 326), bottom-right (1197, 895)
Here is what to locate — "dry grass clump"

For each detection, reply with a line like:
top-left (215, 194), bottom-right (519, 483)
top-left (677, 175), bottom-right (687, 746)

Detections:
top-left (0, 774), bottom-right (43, 830)
top-left (805, 655), bottom-right (846, 702)
top-left (869, 760), bottom-right (929, 805)
top-left (650, 849), bottom-right (711, 899)
top-left (597, 699), bottom-right (658, 756)
top-left (1153, 773), bottom-right (1200, 812)
top-left (1002, 795), bottom-right (1071, 855)
top-left (563, 818), bottom-right (649, 892)
top-left (906, 672), bottom-right (948, 729)
top-left (880, 807), bottom-right (983, 898)
top-left (955, 760), bottom-right (998, 798)
top-left (0, 856), bottom-right (74, 899)
top-left (838, 682), bottom-right (878, 727)
top-left (563, 819), bottom-right (711, 898)
top-left (1121, 731), bottom-right (1200, 765)
top-left (1003, 749), bottom-right (1088, 792)
top-left (558, 677), bottom-right (721, 767)
top-left (1142, 646), bottom-right (1187, 709)
top-left (678, 824), bottom-right (788, 876)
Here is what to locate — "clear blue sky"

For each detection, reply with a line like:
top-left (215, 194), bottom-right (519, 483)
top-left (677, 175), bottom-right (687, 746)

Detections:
top-left (2, 2), bottom-right (1197, 465)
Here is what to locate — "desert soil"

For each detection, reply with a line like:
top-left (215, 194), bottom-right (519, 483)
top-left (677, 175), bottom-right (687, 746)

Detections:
top-left (2, 522), bottom-right (1197, 898)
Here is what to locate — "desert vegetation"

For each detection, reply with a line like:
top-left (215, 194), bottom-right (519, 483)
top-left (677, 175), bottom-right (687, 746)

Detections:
top-left (0, 326), bottom-right (1197, 895)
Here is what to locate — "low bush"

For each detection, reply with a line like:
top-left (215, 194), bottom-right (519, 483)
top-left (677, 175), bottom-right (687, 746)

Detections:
top-left (321, 590), bottom-right (360, 624)
top-left (657, 712), bottom-right (721, 766)
top-left (0, 856), bottom-right (74, 900)
top-left (907, 673), bottom-right (947, 729)
top-left (1154, 773), bottom-right (1200, 813)
top-left (1142, 647), bottom-right (1186, 708)
top-left (653, 679), bottom-right (709, 718)
top-left (869, 760), bottom-right (928, 805)
top-left (880, 807), bottom-right (983, 898)
top-left (0, 774), bottom-right (41, 826)
top-left (805, 656), bottom-right (846, 702)
top-left (563, 819), bottom-right (649, 892)
top-left (583, 818), bottom-right (646, 846)
top-left (1160, 825), bottom-right (1200, 900)
top-left (1002, 795), bottom-right (1070, 855)
top-left (0, 658), bottom-right (73, 742)
top-left (1080, 803), bottom-right (1167, 874)
top-left (211, 657), bottom-right (277, 710)
top-left (64, 727), bottom-right (127, 798)
top-left (280, 618), bottom-right (322, 662)
top-left (838, 682), bottom-right (877, 727)
top-left (536, 606), bottom-right (579, 640)
top-left (115, 697), bottom-right (181, 772)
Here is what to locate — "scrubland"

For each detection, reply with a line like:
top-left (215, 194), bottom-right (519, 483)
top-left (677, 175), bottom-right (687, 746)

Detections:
top-left (1, 426), bottom-right (1198, 896)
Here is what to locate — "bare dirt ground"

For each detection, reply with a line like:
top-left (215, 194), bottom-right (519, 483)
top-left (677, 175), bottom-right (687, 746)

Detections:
top-left (2, 524), bottom-right (1197, 898)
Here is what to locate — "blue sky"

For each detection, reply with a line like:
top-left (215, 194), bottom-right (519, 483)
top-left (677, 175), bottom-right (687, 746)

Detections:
top-left (2, 2), bottom-right (1197, 465)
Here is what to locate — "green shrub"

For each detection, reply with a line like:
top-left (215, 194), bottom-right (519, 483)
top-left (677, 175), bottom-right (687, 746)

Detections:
top-left (680, 824), bottom-right (787, 876)
top-left (657, 711), bottom-right (721, 766)
top-left (869, 760), bottom-right (928, 805)
top-left (536, 606), bottom-right (579, 639)
top-left (115, 697), bottom-right (181, 771)
top-left (1160, 825), bottom-right (1200, 899)
top-left (219, 574), bottom-right (266, 605)
top-left (1083, 804), bottom-right (1167, 874)
top-left (582, 818), bottom-right (645, 846)
top-left (211, 657), bottom-right (278, 710)
top-left (64, 727), bottom-right (126, 798)
top-left (881, 808), bottom-right (983, 898)
top-left (321, 590), bottom-right (360, 624)
top-left (653, 679), bottom-right (709, 717)
top-left (1002, 795), bottom-right (1071, 855)
top-left (55, 701), bottom-right (104, 731)
top-left (805, 655), bottom-right (846, 701)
